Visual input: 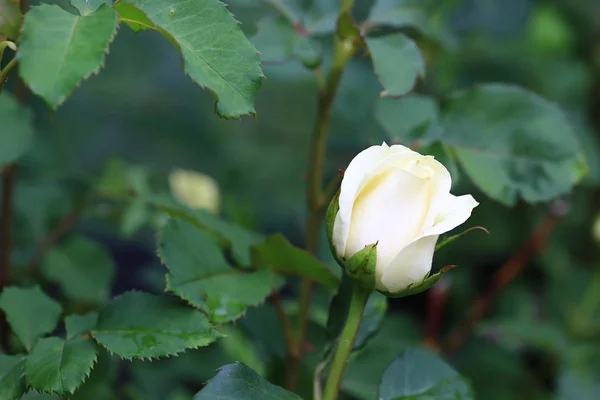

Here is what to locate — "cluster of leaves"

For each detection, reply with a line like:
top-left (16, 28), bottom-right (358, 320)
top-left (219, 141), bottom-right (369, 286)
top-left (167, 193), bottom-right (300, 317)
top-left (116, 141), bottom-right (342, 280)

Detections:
top-left (1, 0), bottom-right (600, 399)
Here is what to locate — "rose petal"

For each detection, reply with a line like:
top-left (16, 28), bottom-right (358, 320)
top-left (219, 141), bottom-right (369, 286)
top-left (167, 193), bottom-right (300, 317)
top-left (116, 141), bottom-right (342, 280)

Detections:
top-left (379, 194), bottom-right (477, 293)
top-left (334, 144), bottom-right (391, 255)
top-left (345, 167), bottom-right (433, 285)
top-left (425, 193), bottom-right (479, 237)
top-left (380, 234), bottom-right (439, 293)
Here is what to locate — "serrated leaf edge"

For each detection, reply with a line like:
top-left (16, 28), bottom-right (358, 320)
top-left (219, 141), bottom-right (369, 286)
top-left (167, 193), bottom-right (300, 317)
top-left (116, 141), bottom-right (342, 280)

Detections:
top-left (18, 4), bottom-right (120, 110)
top-left (156, 222), bottom-right (277, 324)
top-left (118, 0), bottom-right (264, 119)
top-left (89, 290), bottom-right (224, 360)
top-left (23, 338), bottom-right (99, 396)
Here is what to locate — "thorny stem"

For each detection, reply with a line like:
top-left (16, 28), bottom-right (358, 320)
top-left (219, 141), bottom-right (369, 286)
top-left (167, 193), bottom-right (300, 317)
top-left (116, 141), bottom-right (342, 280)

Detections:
top-left (287, 0), bottom-right (359, 392)
top-left (0, 165), bottom-right (16, 290)
top-left (0, 0), bottom-right (27, 349)
top-left (271, 290), bottom-right (299, 372)
top-left (26, 205), bottom-right (85, 275)
top-left (441, 211), bottom-right (563, 354)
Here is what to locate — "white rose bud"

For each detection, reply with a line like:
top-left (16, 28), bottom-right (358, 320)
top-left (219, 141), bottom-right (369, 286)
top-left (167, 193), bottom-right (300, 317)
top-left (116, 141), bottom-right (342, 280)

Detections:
top-left (327, 142), bottom-right (478, 295)
top-left (169, 169), bottom-right (221, 214)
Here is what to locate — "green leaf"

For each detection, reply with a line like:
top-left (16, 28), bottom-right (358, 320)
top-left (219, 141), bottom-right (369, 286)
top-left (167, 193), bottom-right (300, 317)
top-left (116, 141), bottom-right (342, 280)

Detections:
top-left (219, 326), bottom-right (265, 376)
top-left (24, 337), bottom-right (98, 396)
top-left (291, 35), bottom-right (321, 68)
top-left (65, 312), bottom-right (98, 339)
top-left (193, 362), bottom-right (302, 400)
top-left (252, 233), bottom-right (339, 289)
top-left (355, 291), bottom-right (388, 349)
top-left (147, 195), bottom-right (262, 267)
top-left (0, 355), bottom-right (26, 400)
top-left (70, 0), bottom-right (110, 15)
top-left (158, 218), bottom-right (275, 324)
top-left (17, 4), bottom-right (117, 109)
top-left (91, 291), bottom-right (222, 359)
top-left (366, 0), bottom-right (455, 46)
top-left (0, 0), bottom-right (22, 39)
top-left (70, 348), bottom-right (113, 400)
top-left (440, 84), bottom-right (587, 205)
top-left (120, 199), bottom-right (150, 237)
top-left (251, 17), bottom-right (295, 63)
top-left (366, 33), bottom-right (424, 97)
top-left (367, 0), bottom-right (429, 30)
top-left (42, 235), bottom-right (115, 304)
top-left (260, 0), bottom-right (303, 24)
top-left (120, 0), bottom-right (264, 118)
top-left (242, 306), bottom-right (286, 359)
top-left (375, 94), bottom-right (439, 144)
top-left (0, 286), bottom-right (62, 351)
top-left (0, 93), bottom-right (35, 168)
top-left (21, 393), bottom-right (60, 400)
top-left (251, 17), bottom-right (321, 67)
top-left (115, 2), bottom-right (159, 33)
top-left (477, 319), bottom-right (570, 356)
top-left (378, 348), bottom-right (473, 399)
top-left (327, 274), bottom-right (387, 351)
top-left (303, 0), bottom-right (337, 35)
top-left (343, 314), bottom-right (421, 399)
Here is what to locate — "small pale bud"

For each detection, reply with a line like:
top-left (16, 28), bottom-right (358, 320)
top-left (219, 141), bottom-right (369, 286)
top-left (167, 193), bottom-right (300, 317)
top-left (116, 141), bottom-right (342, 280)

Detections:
top-left (168, 169), bottom-right (220, 214)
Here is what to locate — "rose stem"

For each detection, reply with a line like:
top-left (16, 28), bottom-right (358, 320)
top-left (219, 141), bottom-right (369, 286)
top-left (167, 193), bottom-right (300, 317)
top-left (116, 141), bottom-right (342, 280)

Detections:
top-left (0, 0), bottom-right (29, 353)
top-left (322, 280), bottom-right (371, 400)
top-left (287, 0), bottom-right (359, 391)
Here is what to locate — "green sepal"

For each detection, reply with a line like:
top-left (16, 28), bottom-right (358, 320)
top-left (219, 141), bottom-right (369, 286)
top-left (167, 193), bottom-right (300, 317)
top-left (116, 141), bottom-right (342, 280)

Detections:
top-left (345, 243), bottom-right (378, 290)
top-left (380, 265), bottom-right (455, 298)
top-left (435, 226), bottom-right (490, 251)
top-left (325, 189), bottom-right (344, 268)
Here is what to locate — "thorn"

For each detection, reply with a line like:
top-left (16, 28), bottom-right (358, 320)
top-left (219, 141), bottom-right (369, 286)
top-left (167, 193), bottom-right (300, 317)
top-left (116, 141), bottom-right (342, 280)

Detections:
top-left (303, 341), bottom-right (314, 352)
top-left (440, 264), bottom-right (456, 273)
top-left (294, 22), bottom-right (308, 36)
top-left (467, 226), bottom-right (491, 235)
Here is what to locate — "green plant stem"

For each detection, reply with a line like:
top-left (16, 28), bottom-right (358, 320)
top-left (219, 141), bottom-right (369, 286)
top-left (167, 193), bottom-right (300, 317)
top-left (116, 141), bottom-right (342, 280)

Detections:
top-left (0, 58), bottom-right (17, 90)
top-left (0, 41), bottom-right (17, 66)
top-left (570, 259), bottom-right (600, 336)
top-left (287, 0), bottom-right (358, 391)
top-left (259, 0), bottom-right (301, 28)
top-left (322, 281), bottom-right (371, 400)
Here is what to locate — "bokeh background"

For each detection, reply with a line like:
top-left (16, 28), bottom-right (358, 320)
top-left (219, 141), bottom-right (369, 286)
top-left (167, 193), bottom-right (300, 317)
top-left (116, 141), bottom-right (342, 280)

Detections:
top-left (9, 0), bottom-right (600, 399)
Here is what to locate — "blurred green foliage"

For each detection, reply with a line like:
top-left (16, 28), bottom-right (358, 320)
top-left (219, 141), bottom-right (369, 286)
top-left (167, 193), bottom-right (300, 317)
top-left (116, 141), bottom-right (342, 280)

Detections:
top-left (1, 0), bottom-right (600, 399)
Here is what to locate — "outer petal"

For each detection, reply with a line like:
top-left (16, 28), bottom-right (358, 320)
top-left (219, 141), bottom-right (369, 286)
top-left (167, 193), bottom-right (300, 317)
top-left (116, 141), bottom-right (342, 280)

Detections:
top-left (345, 167), bottom-right (433, 285)
top-left (424, 193), bottom-right (479, 237)
top-left (335, 143), bottom-right (413, 255)
top-left (335, 144), bottom-right (390, 254)
top-left (332, 211), bottom-right (347, 258)
top-left (380, 235), bottom-right (439, 293)
top-left (379, 193), bottom-right (478, 293)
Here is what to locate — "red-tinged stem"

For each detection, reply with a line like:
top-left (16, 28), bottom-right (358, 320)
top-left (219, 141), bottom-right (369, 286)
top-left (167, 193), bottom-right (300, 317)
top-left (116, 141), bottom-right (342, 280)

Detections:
top-left (442, 211), bottom-right (562, 354)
